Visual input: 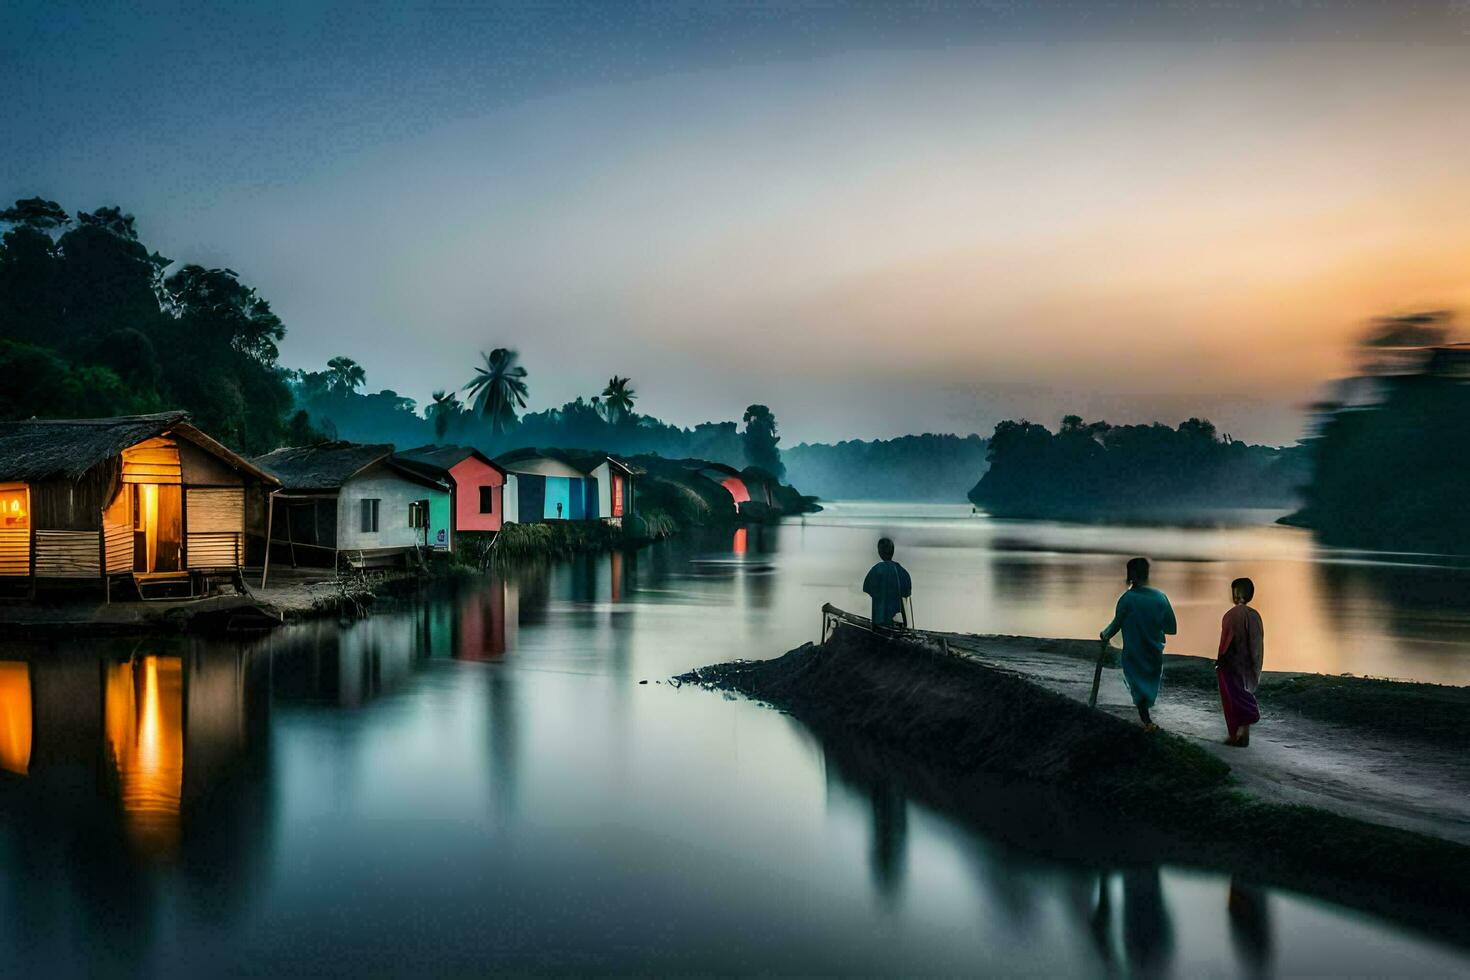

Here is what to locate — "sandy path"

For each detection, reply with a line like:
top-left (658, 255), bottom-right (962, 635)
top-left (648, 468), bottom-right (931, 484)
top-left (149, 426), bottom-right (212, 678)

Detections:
top-left (933, 632), bottom-right (1470, 846)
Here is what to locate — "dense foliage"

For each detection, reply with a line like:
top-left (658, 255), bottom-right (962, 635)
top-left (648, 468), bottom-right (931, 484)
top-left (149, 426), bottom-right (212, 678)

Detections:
top-left (784, 433), bottom-right (989, 502)
top-left (1288, 315), bottom-right (1470, 551)
top-left (292, 361), bottom-right (773, 469)
top-left (971, 415), bottom-right (1305, 519)
top-left (0, 198), bottom-right (296, 453)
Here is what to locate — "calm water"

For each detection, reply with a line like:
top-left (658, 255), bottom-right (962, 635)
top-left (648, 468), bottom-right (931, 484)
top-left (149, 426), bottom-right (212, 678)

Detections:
top-left (1, 504), bottom-right (1468, 977)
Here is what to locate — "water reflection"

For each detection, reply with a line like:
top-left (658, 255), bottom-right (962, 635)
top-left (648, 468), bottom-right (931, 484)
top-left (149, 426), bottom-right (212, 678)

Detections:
top-left (1229, 878), bottom-right (1273, 978)
top-left (105, 655), bottom-right (184, 856)
top-left (0, 661), bottom-right (31, 776)
top-left (0, 510), bottom-right (1464, 975)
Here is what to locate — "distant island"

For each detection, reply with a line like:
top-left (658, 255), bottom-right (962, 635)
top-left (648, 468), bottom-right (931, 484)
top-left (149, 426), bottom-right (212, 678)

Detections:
top-left (970, 416), bottom-right (1306, 521)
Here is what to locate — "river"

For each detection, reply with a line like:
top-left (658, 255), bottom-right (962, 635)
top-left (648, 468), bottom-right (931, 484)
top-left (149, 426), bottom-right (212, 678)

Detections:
top-left (1, 503), bottom-right (1467, 976)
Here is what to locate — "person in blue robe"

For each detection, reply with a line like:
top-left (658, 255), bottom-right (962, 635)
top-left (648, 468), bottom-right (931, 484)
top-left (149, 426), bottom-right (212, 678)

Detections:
top-left (1099, 557), bottom-right (1177, 730)
top-left (862, 537), bottom-right (912, 627)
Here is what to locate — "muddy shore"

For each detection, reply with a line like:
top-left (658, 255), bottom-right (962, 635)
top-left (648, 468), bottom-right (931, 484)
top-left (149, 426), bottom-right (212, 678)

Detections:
top-left (678, 624), bottom-right (1470, 947)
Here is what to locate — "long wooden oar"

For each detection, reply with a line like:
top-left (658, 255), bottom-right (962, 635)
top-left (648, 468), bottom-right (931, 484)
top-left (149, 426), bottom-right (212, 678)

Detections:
top-left (1088, 638), bottom-right (1108, 708)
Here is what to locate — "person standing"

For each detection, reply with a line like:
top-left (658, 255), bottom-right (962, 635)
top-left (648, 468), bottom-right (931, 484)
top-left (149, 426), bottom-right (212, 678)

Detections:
top-left (1099, 557), bottom-right (1177, 731)
top-left (863, 537), bottom-right (912, 628)
top-left (1216, 577), bottom-right (1264, 747)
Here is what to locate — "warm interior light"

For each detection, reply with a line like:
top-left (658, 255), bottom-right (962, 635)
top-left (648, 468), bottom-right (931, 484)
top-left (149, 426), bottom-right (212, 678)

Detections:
top-left (0, 490), bottom-right (26, 528)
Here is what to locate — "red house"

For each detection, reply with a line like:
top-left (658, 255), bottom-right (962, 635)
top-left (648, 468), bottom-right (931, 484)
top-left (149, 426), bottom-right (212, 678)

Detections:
top-left (393, 445), bottom-right (509, 544)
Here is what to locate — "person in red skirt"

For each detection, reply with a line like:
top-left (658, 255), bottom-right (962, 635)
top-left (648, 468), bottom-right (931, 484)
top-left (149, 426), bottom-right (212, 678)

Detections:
top-left (1216, 577), bottom-right (1265, 746)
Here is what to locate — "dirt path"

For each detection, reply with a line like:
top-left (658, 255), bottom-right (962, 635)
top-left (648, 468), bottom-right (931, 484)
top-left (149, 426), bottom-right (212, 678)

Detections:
top-left (934, 632), bottom-right (1470, 846)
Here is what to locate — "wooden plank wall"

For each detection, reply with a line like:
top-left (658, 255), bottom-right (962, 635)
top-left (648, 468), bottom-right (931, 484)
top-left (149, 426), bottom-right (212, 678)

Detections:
top-left (104, 519), bottom-right (132, 573)
top-left (121, 437), bottom-right (181, 485)
top-left (186, 488), bottom-right (244, 568)
top-left (0, 529), bottom-right (28, 576)
top-left (34, 530), bottom-right (101, 578)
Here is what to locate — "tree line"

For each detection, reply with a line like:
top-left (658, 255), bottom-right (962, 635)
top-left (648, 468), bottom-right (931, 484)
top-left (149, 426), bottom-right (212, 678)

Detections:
top-left (0, 197), bottom-right (786, 475)
top-left (783, 433), bottom-right (990, 502)
top-left (0, 198), bottom-right (301, 453)
top-left (1286, 312), bottom-right (1470, 551)
top-left (971, 415), bottom-right (1306, 519)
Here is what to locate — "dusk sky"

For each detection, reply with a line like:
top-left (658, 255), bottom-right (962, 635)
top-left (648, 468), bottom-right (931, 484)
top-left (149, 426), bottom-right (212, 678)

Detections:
top-left (6, 2), bottom-right (1470, 446)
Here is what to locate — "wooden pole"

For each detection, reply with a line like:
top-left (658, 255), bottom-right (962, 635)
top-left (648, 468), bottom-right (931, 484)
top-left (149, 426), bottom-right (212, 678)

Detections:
top-left (99, 508), bottom-right (109, 604)
top-left (261, 489), bottom-right (277, 588)
top-left (1088, 638), bottom-right (1108, 709)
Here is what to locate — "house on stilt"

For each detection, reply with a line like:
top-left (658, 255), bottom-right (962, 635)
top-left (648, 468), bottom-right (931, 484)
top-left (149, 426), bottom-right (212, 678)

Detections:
top-left (250, 442), bottom-right (451, 572)
top-left (0, 412), bottom-right (278, 600)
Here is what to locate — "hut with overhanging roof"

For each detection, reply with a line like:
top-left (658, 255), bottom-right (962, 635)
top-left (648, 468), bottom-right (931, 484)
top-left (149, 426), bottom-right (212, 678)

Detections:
top-left (0, 412), bottom-right (278, 599)
top-left (250, 441), bottom-right (450, 570)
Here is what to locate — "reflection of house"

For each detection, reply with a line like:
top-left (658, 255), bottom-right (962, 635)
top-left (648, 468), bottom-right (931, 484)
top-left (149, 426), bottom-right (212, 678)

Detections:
top-left (251, 442), bottom-right (450, 568)
top-left (1, 646), bottom-right (268, 859)
top-left (0, 412), bottom-right (279, 598)
top-left (494, 448), bottom-right (637, 524)
top-left (392, 445), bottom-right (509, 546)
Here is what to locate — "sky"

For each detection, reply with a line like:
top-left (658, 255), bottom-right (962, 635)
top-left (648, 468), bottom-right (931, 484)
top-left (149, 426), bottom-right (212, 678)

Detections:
top-left (5, 2), bottom-right (1470, 446)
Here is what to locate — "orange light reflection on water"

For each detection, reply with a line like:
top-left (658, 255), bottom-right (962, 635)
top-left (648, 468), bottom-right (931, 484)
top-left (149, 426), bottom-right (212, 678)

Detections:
top-left (105, 656), bottom-right (183, 857)
top-left (0, 661), bottom-right (31, 776)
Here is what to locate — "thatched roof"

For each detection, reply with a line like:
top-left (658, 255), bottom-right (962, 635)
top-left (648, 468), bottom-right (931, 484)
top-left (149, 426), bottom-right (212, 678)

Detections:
top-left (251, 442), bottom-right (393, 492)
top-left (394, 444), bottom-right (505, 480)
top-left (0, 412), bottom-right (277, 485)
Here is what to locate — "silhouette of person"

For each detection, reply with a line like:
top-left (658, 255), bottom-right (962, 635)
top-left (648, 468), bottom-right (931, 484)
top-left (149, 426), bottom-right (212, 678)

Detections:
top-left (1100, 557), bottom-right (1177, 730)
top-left (1217, 577), bottom-right (1265, 747)
top-left (862, 537), bottom-right (912, 627)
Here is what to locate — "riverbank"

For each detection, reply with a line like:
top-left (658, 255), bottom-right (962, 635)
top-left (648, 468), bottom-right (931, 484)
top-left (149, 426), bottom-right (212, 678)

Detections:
top-left (678, 618), bottom-right (1470, 945)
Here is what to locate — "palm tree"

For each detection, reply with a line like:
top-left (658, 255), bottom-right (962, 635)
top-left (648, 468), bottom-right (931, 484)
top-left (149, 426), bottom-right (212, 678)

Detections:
top-left (463, 348), bottom-right (529, 434)
top-left (325, 356), bottom-right (366, 395)
top-left (428, 389), bottom-right (460, 442)
top-left (600, 375), bottom-right (636, 424)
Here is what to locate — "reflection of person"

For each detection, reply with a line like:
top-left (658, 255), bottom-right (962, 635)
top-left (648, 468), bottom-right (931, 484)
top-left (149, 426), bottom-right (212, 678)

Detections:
top-left (1122, 867), bottom-right (1174, 978)
top-left (1099, 557), bottom-right (1177, 731)
top-left (862, 537), bottom-right (912, 627)
top-left (1217, 577), bottom-right (1265, 747)
top-left (1228, 878), bottom-right (1272, 978)
top-left (867, 781), bottom-right (908, 899)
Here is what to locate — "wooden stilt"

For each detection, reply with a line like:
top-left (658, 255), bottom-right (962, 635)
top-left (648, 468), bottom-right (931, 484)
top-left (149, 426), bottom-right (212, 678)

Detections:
top-left (261, 490), bottom-right (277, 588)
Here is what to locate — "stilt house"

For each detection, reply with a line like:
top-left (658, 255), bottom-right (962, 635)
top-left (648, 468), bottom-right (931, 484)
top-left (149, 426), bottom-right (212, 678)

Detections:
top-left (0, 412), bottom-right (278, 598)
top-left (251, 442), bottom-right (451, 569)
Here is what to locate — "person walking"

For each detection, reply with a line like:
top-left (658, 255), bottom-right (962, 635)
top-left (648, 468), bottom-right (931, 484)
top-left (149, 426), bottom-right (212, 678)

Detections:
top-left (862, 537), bottom-right (912, 628)
top-left (1216, 577), bottom-right (1264, 747)
top-left (1099, 557), bottom-right (1177, 731)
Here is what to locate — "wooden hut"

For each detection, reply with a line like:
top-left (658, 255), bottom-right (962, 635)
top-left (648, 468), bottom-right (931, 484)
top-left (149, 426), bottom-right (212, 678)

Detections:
top-left (0, 412), bottom-right (278, 599)
top-left (392, 445), bottom-right (508, 546)
top-left (251, 442), bottom-right (451, 571)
